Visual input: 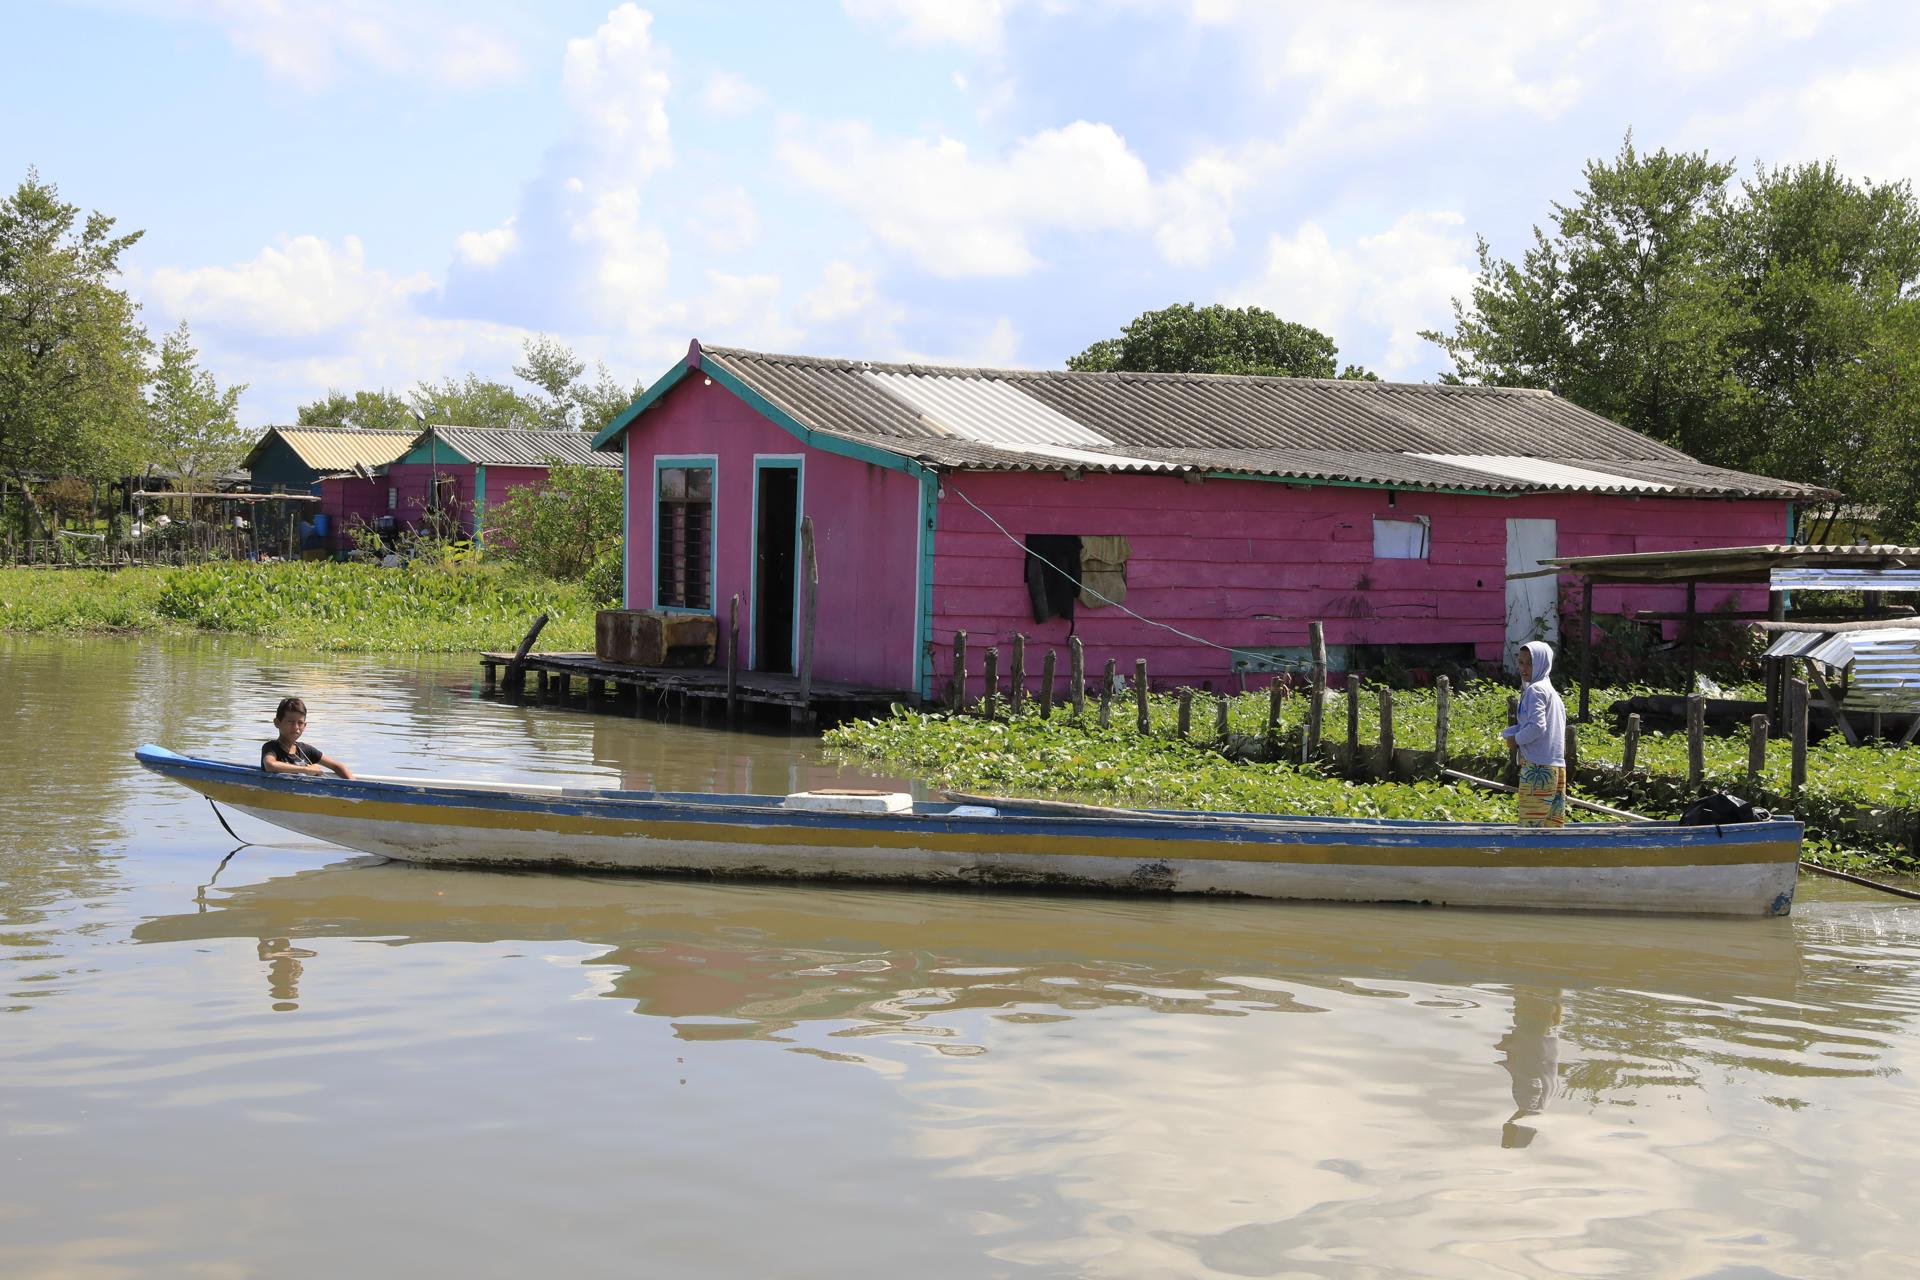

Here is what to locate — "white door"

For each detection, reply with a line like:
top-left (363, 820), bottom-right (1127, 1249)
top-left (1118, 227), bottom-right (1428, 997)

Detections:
top-left (1505, 518), bottom-right (1558, 672)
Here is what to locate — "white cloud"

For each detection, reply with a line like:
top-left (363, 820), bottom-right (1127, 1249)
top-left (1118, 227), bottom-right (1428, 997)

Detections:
top-left (898, 316), bottom-right (1024, 368)
top-left (842, 0), bottom-right (1014, 51)
top-left (679, 270), bottom-right (801, 351)
top-left (802, 261), bottom-right (881, 324)
top-left (700, 70), bottom-right (765, 116)
top-left (139, 0), bottom-right (523, 91)
top-left (454, 217), bottom-right (519, 269)
top-left (562, 3), bottom-right (673, 178)
top-left (1690, 53), bottom-right (1920, 185)
top-left (142, 235), bottom-right (433, 342)
top-left (693, 186), bottom-right (761, 254)
top-left (1235, 212), bottom-right (1478, 377)
top-left (782, 118), bottom-right (1250, 276)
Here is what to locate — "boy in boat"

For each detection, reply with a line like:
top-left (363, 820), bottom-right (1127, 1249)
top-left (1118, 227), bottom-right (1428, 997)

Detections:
top-left (261, 697), bottom-right (354, 780)
top-left (1500, 641), bottom-right (1566, 827)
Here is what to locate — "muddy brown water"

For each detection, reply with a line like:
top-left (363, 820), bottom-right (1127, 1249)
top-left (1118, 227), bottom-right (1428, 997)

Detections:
top-left (4, 636), bottom-right (1920, 1278)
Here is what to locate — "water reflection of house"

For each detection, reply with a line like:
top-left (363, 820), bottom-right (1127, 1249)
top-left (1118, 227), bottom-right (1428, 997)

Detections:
top-left (590, 340), bottom-right (1829, 698)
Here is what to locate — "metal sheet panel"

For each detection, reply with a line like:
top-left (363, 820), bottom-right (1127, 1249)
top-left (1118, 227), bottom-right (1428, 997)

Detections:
top-left (270, 428), bottom-right (417, 472)
top-left (1410, 454), bottom-right (1676, 492)
top-left (1770, 567), bottom-right (1920, 593)
top-left (864, 371), bottom-right (1111, 447)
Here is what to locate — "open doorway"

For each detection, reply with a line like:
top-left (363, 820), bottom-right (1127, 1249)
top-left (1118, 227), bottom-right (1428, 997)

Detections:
top-left (754, 463), bottom-right (799, 672)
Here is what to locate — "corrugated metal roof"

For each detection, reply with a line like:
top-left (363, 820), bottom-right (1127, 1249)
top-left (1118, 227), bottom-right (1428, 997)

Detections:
top-left (427, 426), bottom-right (619, 468)
top-left (1771, 567), bottom-right (1920, 593)
top-left (687, 345), bottom-right (1825, 499)
top-left (1409, 454), bottom-right (1676, 493)
top-left (244, 427), bottom-right (416, 473)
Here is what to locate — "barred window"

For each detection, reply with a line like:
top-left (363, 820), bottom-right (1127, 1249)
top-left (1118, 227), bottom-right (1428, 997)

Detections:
top-left (657, 466), bottom-right (713, 609)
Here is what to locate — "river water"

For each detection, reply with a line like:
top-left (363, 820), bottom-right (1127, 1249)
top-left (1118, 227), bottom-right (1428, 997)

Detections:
top-left (4, 637), bottom-right (1920, 1278)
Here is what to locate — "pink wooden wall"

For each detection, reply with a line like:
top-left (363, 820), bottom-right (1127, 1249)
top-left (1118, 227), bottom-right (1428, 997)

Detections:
top-left (386, 462), bottom-right (475, 534)
top-left (622, 377), bottom-right (924, 690)
top-left (318, 476), bottom-right (385, 549)
top-left (932, 472), bottom-right (1789, 695)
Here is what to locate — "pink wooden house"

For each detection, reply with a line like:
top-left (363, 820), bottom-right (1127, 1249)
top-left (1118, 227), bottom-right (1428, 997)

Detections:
top-left (593, 341), bottom-right (1825, 700)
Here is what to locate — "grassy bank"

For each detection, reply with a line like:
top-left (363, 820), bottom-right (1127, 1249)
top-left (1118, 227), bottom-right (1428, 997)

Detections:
top-left (0, 562), bottom-right (598, 652)
top-left (827, 687), bottom-right (1920, 871)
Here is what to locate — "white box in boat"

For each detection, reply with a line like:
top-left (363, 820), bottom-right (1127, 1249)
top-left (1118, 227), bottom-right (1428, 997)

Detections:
top-left (782, 790), bottom-right (913, 815)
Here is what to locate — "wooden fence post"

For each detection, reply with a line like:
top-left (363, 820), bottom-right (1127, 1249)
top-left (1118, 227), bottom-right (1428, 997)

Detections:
top-left (1790, 677), bottom-right (1809, 798)
top-left (1009, 634), bottom-right (1026, 716)
top-left (798, 517), bottom-right (818, 706)
top-left (1265, 682), bottom-right (1284, 757)
top-left (1748, 714), bottom-right (1769, 794)
top-left (1376, 688), bottom-right (1394, 779)
top-left (1176, 689), bottom-right (1192, 739)
top-left (505, 612), bottom-right (549, 695)
top-left (1434, 676), bottom-right (1451, 772)
top-left (1135, 659), bottom-right (1150, 734)
top-left (1346, 674), bottom-right (1362, 771)
top-left (1565, 720), bottom-right (1579, 775)
top-left (1040, 650), bottom-right (1057, 719)
top-left (1307, 621), bottom-right (1328, 764)
top-left (1069, 637), bottom-right (1085, 719)
top-left (1623, 713), bottom-right (1641, 773)
top-left (1099, 659), bottom-right (1116, 729)
top-left (1687, 695), bottom-right (1705, 788)
top-left (982, 648), bottom-right (1000, 720)
top-left (950, 631), bottom-right (968, 711)
top-left (1215, 694), bottom-right (1230, 745)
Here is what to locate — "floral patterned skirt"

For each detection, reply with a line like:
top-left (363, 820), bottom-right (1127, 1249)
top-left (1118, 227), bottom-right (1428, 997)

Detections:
top-left (1516, 763), bottom-right (1568, 828)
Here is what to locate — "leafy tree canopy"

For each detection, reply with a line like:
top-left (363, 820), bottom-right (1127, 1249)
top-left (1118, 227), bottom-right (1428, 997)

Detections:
top-left (0, 168), bottom-right (151, 505)
top-left (1425, 136), bottom-right (1920, 539)
top-left (1069, 303), bottom-right (1377, 380)
top-left (147, 320), bottom-right (248, 490)
top-left (296, 388), bottom-right (412, 433)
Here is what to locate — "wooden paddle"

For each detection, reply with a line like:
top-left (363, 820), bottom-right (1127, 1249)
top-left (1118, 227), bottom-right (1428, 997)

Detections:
top-left (1437, 768), bottom-right (1653, 822)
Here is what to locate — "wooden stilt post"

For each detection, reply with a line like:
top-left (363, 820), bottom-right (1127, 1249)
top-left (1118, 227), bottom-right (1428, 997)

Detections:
top-left (1683, 580), bottom-right (1698, 693)
top-left (951, 631), bottom-right (968, 711)
top-left (1040, 650), bottom-right (1057, 718)
top-left (1748, 714), bottom-right (1769, 795)
top-left (1069, 637), bottom-right (1085, 719)
top-left (1099, 659), bottom-right (1116, 729)
top-left (982, 648), bottom-right (999, 719)
top-left (727, 593), bottom-right (740, 721)
top-left (1565, 719), bottom-right (1578, 775)
top-left (1135, 659), bottom-right (1150, 734)
top-left (1215, 694), bottom-right (1229, 745)
top-left (1623, 713), bottom-right (1641, 773)
top-left (1307, 622), bottom-right (1328, 764)
top-left (1346, 674), bottom-right (1362, 771)
top-left (1265, 681), bottom-right (1284, 757)
top-left (798, 517), bottom-right (818, 709)
top-left (1766, 589), bottom-right (1786, 720)
top-left (1376, 688), bottom-right (1394, 780)
top-left (1578, 576), bottom-right (1595, 722)
top-left (505, 612), bottom-right (549, 695)
top-left (1176, 689), bottom-right (1192, 739)
top-left (1790, 677), bottom-right (1809, 798)
top-left (1009, 634), bottom-right (1027, 716)
top-left (1686, 695), bottom-right (1705, 787)
top-left (1434, 675), bottom-right (1451, 772)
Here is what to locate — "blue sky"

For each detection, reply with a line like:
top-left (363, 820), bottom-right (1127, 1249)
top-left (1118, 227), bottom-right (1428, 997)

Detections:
top-left (9, 0), bottom-right (1920, 425)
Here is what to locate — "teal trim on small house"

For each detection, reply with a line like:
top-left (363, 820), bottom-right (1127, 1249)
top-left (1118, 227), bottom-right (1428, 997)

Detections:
top-left (1786, 502), bottom-right (1797, 544)
top-left (592, 363), bottom-right (696, 451)
top-left (699, 361), bottom-right (929, 480)
top-left (916, 471), bottom-right (939, 700)
top-left (651, 453), bottom-right (719, 616)
top-left (750, 456), bottom-right (805, 671)
top-left (397, 435), bottom-right (474, 466)
top-left (622, 435), bottom-right (632, 608)
top-left (472, 465), bottom-right (488, 544)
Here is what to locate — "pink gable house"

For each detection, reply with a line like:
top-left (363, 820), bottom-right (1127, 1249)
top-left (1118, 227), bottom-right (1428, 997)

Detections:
top-left (593, 341), bottom-right (1826, 702)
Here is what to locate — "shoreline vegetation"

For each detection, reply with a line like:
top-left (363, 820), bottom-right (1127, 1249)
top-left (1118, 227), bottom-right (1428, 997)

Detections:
top-left (826, 690), bottom-right (1920, 875)
top-left (0, 562), bottom-right (598, 652)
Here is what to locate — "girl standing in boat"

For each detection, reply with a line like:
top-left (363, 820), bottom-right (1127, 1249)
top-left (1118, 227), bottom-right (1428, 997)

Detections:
top-left (1501, 641), bottom-right (1566, 827)
top-left (261, 697), bottom-right (354, 780)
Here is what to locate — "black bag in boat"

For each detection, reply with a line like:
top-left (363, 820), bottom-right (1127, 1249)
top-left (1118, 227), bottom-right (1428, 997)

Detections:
top-left (1679, 793), bottom-right (1770, 826)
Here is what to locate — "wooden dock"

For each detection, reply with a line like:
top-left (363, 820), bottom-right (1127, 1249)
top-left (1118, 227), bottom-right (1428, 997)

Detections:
top-left (479, 650), bottom-right (913, 726)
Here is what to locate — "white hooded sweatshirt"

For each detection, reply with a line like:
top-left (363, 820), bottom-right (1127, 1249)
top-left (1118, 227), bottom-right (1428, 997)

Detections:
top-left (1501, 640), bottom-right (1567, 767)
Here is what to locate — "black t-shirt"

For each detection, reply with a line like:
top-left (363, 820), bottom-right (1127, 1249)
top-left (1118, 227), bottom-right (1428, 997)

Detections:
top-left (262, 739), bottom-right (322, 771)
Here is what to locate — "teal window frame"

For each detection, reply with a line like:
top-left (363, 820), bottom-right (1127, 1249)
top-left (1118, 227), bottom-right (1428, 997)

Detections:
top-left (652, 454), bottom-right (718, 614)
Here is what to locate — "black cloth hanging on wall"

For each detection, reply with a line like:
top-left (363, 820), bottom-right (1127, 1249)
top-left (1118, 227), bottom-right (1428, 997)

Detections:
top-left (1024, 534), bottom-right (1081, 623)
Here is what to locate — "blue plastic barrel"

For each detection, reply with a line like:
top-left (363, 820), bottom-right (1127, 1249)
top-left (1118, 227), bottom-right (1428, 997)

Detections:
top-left (312, 512), bottom-right (332, 537)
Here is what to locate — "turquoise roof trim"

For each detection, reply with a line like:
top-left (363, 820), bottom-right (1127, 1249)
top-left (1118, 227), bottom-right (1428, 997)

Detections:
top-left (591, 361), bottom-right (696, 451)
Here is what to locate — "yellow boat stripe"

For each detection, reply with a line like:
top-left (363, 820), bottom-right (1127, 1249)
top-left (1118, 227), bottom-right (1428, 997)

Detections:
top-left (196, 779), bottom-right (1798, 871)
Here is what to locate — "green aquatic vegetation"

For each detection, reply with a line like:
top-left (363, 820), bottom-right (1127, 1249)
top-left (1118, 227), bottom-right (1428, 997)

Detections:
top-left (0, 562), bottom-right (598, 652)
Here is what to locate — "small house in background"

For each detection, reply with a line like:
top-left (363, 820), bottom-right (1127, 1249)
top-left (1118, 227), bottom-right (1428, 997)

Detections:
top-left (241, 426), bottom-right (418, 496)
top-left (317, 424), bottom-right (618, 550)
top-left (593, 340), bottom-right (1830, 701)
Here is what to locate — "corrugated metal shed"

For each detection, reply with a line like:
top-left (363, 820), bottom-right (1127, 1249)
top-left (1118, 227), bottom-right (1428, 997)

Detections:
top-left (1549, 545), bottom-right (1920, 583)
top-left (426, 426), bottom-right (618, 468)
top-left (689, 345), bottom-right (1823, 498)
top-left (1768, 628), bottom-right (1920, 712)
top-left (242, 427), bottom-right (416, 473)
top-left (1771, 567), bottom-right (1920, 593)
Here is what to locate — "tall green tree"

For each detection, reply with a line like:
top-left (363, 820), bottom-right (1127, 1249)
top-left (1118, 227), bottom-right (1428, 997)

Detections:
top-left (514, 334), bottom-right (646, 432)
top-left (1069, 303), bottom-right (1376, 379)
top-left (147, 321), bottom-right (248, 490)
top-left (0, 169), bottom-right (150, 532)
top-left (296, 387), bottom-right (413, 432)
top-left (406, 372), bottom-right (543, 432)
